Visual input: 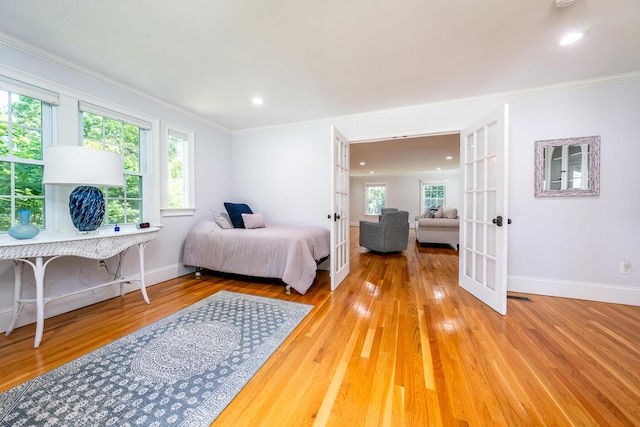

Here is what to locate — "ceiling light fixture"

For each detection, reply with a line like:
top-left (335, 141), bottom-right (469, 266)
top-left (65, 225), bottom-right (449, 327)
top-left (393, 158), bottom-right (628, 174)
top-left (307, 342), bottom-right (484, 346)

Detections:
top-left (559, 31), bottom-right (584, 46)
top-left (251, 96), bottom-right (264, 106)
top-left (360, 161), bottom-right (366, 166)
top-left (446, 156), bottom-right (453, 160)
top-left (369, 171), bottom-right (374, 174)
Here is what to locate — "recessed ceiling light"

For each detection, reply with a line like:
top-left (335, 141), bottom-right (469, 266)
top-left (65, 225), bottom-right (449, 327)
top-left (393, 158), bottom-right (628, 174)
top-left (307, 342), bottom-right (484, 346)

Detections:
top-left (369, 171), bottom-right (374, 174)
top-left (251, 96), bottom-right (264, 106)
top-left (559, 32), bottom-right (584, 46)
top-left (360, 161), bottom-right (366, 166)
top-left (436, 167), bottom-right (441, 171)
top-left (446, 156), bottom-right (453, 160)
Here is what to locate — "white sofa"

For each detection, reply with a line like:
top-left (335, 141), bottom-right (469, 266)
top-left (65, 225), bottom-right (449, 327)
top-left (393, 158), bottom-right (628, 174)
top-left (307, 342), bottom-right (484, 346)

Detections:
top-left (414, 207), bottom-right (459, 249)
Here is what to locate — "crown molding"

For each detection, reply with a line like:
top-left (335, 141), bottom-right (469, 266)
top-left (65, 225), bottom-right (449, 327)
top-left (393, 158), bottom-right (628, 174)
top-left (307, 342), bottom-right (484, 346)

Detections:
top-left (3, 30), bottom-right (638, 135)
top-left (0, 31), bottom-right (231, 134)
top-left (235, 71), bottom-right (640, 134)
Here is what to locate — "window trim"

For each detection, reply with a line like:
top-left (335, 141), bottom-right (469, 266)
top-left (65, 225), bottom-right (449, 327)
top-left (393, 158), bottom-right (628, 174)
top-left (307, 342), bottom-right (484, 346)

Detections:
top-left (0, 83), bottom-right (55, 232)
top-left (364, 182), bottom-right (387, 216)
top-left (420, 178), bottom-right (448, 213)
top-left (0, 75), bottom-right (60, 106)
top-left (78, 101), bottom-right (160, 227)
top-left (160, 121), bottom-right (195, 217)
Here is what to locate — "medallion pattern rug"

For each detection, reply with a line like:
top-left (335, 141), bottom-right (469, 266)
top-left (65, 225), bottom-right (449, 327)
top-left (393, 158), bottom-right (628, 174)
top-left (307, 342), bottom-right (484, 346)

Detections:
top-left (0, 291), bottom-right (312, 426)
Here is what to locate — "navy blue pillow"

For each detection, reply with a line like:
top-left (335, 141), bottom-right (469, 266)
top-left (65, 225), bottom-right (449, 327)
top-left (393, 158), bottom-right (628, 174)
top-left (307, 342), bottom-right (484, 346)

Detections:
top-left (224, 202), bottom-right (253, 228)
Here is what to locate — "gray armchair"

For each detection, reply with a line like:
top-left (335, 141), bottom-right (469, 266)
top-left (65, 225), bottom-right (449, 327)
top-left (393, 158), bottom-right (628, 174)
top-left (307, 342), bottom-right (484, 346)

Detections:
top-left (359, 210), bottom-right (409, 253)
top-left (378, 207), bottom-right (398, 222)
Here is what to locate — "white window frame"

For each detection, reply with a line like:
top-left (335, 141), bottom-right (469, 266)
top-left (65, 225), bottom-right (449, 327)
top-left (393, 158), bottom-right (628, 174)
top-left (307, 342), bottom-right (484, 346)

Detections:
top-left (420, 178), bottom-right (448, 213)
top-left (160, 121), bottom-right (195, 217)
top-left (78, 101), bottom-right (159, 227)
top-left (0, 77), bottom-right (58, 232)
top-left (364, 182), bottom-right (387, 216)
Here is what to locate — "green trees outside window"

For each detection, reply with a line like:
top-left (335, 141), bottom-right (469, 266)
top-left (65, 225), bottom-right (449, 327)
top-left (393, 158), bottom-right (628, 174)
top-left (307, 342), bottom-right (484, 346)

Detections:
top-left (0, 90), bottom-right (47, 232)
top-left (366, 184), bottom-right (386, 215)
top-left (82, 112), bottom-right (144, 225)
top-left (422, 183), bottom-right (446, 211)
top-left (167, 133), bottom-right (186, 209)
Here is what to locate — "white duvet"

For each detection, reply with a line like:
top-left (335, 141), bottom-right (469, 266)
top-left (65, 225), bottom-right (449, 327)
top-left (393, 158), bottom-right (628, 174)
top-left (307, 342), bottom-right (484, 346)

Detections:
top-left (182, 219), bottom-right (331, 294)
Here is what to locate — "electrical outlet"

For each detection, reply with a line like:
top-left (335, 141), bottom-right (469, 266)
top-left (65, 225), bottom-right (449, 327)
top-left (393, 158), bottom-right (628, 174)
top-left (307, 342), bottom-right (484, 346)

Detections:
top-left (620, 259), bottom-right (631, 275)
top-left (97, 260), bottom-right (106, 271)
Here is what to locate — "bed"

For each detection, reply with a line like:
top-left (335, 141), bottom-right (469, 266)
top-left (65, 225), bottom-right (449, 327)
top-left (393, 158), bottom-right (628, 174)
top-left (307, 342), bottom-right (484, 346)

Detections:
top-left (182, 218), bottom-right (331, 295)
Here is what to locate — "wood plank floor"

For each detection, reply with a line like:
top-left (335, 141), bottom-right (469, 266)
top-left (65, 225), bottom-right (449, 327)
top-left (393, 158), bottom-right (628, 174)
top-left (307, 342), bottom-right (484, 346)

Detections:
top-left (1, 227), bottom-right (639, 426)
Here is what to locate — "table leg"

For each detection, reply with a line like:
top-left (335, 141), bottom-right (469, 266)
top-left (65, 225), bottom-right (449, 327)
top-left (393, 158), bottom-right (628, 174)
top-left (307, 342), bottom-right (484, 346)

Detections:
top-left (5, 260), bottom-right (24, 336)
top-left (33, 256), bottom-right (45, 348)
top-left (137, 241), bottom-right (151, 304)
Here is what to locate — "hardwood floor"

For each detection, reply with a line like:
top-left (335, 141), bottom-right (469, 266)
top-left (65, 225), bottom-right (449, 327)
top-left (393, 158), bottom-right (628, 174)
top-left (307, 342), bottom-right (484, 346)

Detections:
top-left (1, 227), bottom-right (639, 426)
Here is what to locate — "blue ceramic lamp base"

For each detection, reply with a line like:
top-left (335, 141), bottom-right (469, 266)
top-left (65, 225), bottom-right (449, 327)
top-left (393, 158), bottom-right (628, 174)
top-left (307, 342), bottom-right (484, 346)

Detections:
top-left (69, 185), bottom-right (105, 232)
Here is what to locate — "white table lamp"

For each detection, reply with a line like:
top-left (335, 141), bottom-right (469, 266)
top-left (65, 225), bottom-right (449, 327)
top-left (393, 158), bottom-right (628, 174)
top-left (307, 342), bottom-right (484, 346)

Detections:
top-left (43, 146), bottom-right (125, 232)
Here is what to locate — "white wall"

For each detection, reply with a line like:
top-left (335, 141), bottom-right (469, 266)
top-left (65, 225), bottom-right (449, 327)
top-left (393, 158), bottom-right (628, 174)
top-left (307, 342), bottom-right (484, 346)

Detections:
top-left (506, 81), bottom-right (640, 304)
top-left (350, 172), bottom-right (461, 226)
top-left (1, 36), bottom-right (638, 336)
top-left (231, 76), bottom-right (640, 306)
top-left (231, 122), bottom-right (332, 228)
top-left (0, 42), bottom-right (233, 331)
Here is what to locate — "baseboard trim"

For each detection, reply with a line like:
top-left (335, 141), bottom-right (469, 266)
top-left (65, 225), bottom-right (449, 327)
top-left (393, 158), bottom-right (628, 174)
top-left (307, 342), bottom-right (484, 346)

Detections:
top-left (0, 263), bottom-right (195, 334)
top-left (508, 276), bottom-right (640, 306)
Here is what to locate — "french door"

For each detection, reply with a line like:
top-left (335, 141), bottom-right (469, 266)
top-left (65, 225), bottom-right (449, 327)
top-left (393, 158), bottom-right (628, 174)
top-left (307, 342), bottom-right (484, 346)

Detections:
top-left (459, 105), bottom-right (510, 315)
top-left (330, 126), bottom-right (350, 291)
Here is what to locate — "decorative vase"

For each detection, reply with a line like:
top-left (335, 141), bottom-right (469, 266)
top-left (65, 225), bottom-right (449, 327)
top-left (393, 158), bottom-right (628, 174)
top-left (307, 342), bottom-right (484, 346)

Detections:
top-left (8, 209), bottom-right (40, 240)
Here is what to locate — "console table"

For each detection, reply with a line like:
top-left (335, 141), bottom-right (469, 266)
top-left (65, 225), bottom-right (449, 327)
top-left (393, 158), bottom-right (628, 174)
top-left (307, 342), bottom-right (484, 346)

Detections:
top-left (0, 226), bottom-right (159, 348)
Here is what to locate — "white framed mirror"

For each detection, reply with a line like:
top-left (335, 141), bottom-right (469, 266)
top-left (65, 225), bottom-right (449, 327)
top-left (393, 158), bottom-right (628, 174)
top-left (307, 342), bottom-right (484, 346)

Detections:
top-left (534, 136), bottom-right (600, 197)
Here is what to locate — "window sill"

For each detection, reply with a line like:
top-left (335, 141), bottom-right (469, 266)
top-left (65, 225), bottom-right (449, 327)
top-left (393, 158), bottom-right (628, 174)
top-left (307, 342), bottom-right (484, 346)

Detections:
top-left (161, 207), bottom-right (196, 217)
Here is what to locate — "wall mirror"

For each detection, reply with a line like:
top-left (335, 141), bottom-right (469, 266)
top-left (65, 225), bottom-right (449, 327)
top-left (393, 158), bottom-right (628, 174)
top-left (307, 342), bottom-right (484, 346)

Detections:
top-left (534, 136), bottom-right (600, 197)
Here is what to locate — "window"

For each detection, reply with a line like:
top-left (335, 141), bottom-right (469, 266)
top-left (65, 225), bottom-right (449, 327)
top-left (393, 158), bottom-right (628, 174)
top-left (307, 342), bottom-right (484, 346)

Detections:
top-left (365, 183), bottom-right (386, 215)
top-left (0, 89), bottom-right (53, 232)
top-left (161, 122), bottom-right (195, 216)
top-left (421, 179), bottom-right (447, 212)
top-left (80, 103), bottom-right (150, 225)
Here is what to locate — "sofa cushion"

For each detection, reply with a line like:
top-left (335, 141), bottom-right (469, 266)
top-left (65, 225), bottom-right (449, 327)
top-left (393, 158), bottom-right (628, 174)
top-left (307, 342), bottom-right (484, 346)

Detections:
top-left (434, 206), bottom-right (444, 218)
top-left (416, 217), bottom-right (459, 228)
top-left (443, 207), bottom-right (458, 219)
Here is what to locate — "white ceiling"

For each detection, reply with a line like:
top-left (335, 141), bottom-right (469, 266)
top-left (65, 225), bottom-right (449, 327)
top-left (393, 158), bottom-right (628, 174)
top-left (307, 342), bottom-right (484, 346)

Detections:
top-left (350, 133), bottom-right (460, 177)
top-left (0, 0), bottom-right (638, 134)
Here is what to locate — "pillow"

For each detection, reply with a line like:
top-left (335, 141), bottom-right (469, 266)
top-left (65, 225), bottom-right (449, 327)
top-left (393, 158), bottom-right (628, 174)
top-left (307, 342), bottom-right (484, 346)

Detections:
top-left (212, 211), bottom-right (233, 229)
top-left (443, 207), bottom-right (458, 219)
top-left (224, 202), bottom-right (253, 228)
top-left (421, 210), bottom-right (433, 218)
top-left (434, 206), bottom-right (444, 218)
top-left (241, 213), bottom-right (265, 229)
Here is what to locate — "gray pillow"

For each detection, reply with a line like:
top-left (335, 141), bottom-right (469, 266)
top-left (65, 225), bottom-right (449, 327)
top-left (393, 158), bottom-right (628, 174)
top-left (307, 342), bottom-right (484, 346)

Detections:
top-left (212, 211), bottom-right (233, 229)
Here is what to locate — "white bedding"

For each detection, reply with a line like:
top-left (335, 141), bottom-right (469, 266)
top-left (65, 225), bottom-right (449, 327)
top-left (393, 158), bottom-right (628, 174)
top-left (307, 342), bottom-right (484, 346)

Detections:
top-left (182, 219), bottom-right (331, 294)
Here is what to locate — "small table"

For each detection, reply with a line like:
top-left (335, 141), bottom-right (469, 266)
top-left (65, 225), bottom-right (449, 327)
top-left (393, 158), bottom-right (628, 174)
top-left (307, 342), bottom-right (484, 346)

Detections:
top-left (0, 226), bottom-right (159, 348)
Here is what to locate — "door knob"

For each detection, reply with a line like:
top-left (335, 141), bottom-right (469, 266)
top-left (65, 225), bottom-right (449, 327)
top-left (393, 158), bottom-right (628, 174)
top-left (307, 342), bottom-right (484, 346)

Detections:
top-left (492, 216), bottom-right (512, 227)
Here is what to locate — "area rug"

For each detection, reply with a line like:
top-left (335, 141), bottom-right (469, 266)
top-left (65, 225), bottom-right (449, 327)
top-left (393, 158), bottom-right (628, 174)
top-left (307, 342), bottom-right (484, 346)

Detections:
top-left (0, 291), bottom-right (312, 426)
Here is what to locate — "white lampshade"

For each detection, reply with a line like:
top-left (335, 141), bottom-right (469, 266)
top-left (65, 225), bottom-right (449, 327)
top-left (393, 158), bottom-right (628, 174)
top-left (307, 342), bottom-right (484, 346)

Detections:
top-left (43, 145), bottom-right (125, 187)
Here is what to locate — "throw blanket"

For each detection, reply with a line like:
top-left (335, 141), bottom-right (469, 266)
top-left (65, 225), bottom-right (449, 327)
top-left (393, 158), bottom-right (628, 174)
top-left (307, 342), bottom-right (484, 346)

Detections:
top-left (183, 219), bottom-right (330, 294)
